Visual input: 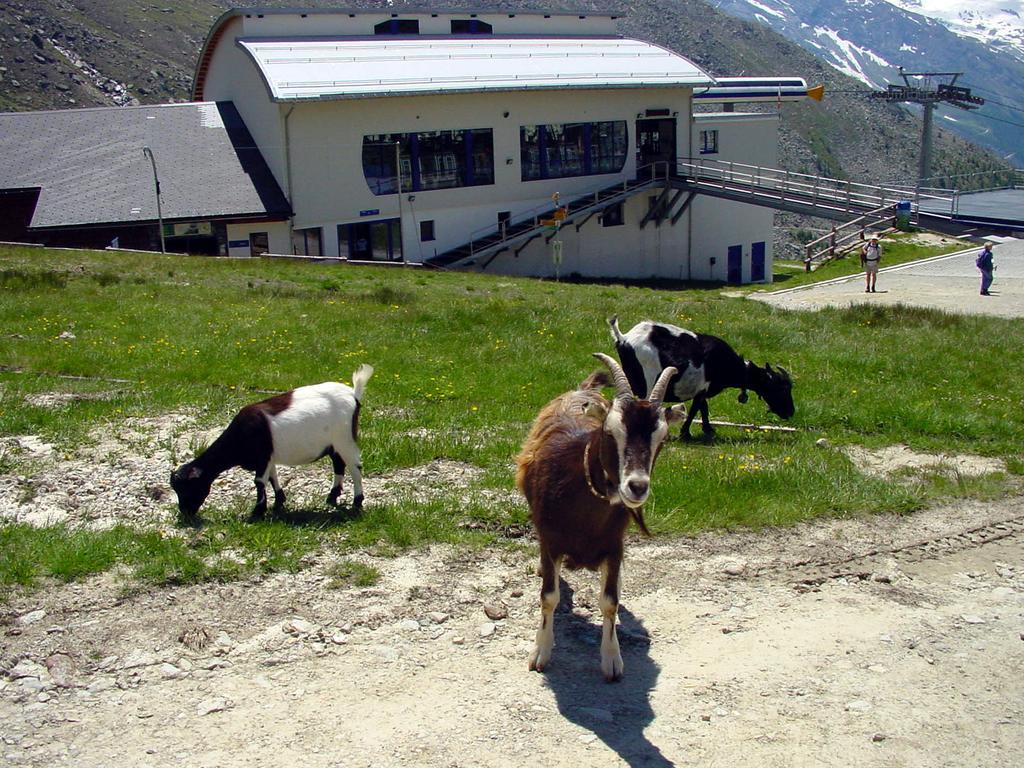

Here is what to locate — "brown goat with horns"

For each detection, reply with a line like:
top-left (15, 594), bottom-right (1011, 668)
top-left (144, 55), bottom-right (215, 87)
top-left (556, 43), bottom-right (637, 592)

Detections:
top-left (516, 353), bottom-right (683, 681)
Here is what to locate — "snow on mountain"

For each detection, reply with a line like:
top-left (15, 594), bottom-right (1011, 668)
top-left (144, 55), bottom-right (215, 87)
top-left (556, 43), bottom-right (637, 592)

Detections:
top-left (888, 1), bottom-right (1024, 56)
top-left (710, 0), bottom-right (1024, 164)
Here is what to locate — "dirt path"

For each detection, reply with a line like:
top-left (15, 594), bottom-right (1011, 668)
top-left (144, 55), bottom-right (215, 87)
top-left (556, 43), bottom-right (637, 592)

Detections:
top-left (2, 494), bottom-right (1022, 767)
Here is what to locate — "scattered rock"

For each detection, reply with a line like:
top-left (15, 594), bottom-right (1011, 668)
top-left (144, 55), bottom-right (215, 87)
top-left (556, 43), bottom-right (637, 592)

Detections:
top-left (8, 659), bottom-right (48, 681)
top-left (284, 618), bottom-right (319, 636)
top-left (483, 602), bottom-right (508, 621)
top-left (159, 663), bottom-right (183, 680)
top-left (722, 562), bottom-right (746, 577)
top-left (871, 732), bottom-right (887, 743)
top-left (510, 589), bottom-right (524, 598)
top-left (57, 330), bottom-right (76, 340)
top-left (44, 654), bottom-right (75, 688)
top-left (16, 609), bottom-right (46, 626)
top-left (398, 619), bottom-right (421, 632)
top-left (452, 636), bottom-right (465, 645)
top-left (961, 615), bottom-right (986, 625)
top-left (846, 700), bottom-right (872, 713)
top-left (815, 438), bottom-right (830, 448)
top-left (330, 633), bottom-right (349, 645)
top-left (478, 623), bottom-right (496, 638)
top-left (196, 698), bottom-right (232, 716)
top-left (427, 612), bottom-right (449, 624)
top-left (119, 650), bottom-right (158, 670)
top-left (700, 713), bottom-right (712, 722)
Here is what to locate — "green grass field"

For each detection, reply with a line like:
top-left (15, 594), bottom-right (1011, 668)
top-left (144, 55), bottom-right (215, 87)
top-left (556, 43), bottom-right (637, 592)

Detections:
top-left (1, 242), bottom-right (1020, 594)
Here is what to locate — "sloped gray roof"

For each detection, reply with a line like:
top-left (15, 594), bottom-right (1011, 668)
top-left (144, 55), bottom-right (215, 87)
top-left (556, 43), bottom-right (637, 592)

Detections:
top-left (0, 101), bottom-right (290, 229)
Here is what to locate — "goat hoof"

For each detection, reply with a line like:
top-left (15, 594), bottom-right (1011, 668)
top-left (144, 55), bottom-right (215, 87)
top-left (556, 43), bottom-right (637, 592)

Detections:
top-left (352, 494), bottom-right (364, 512)
top-left (601, 653), bottom-right (624, 682)
top-left (528, 649), bottom-right (550, 673)
top-left (326, 488), bottom-right (341, 506)
top-left (249, 505), bottom-right (267, 522)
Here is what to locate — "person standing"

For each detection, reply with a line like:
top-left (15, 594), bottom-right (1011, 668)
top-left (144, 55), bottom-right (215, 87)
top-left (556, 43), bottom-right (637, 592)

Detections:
top-left (860, 236), bottom-right (882, 293)
top-left (976, 242), bottom-right (995, 296)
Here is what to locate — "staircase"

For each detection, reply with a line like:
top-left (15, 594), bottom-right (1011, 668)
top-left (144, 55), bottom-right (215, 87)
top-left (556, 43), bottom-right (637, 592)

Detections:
top-left (426, 170), bottom-right (668, 270)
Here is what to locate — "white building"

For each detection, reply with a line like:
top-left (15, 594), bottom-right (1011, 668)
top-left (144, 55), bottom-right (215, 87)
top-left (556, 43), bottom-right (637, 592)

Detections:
top-left (193, 7), bottom-right (811, 283)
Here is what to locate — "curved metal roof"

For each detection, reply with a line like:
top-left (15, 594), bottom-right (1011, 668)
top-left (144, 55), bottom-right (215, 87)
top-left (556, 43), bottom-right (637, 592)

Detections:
top-left (237, 36), bottom-right (713, 102)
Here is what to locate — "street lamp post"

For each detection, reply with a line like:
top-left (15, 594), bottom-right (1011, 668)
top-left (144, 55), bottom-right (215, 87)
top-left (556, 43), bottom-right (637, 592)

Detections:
top-left (142, 146), bottom-right (166, 253)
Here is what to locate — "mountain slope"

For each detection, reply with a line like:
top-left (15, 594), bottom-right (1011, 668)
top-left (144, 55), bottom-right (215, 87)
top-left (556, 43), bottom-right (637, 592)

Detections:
top-left (0, 0), bottom-right (1013, 190)
top-left (713, 0), bottom-right (1024, 165)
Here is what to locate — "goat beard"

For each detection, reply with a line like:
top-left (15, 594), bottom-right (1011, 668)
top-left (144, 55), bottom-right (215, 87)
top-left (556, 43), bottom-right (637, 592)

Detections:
top-left (628, 506), bottom-right (652, 537)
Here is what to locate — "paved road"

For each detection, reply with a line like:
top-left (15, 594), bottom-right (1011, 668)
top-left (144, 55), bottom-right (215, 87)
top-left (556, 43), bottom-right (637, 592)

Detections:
top-left (754, 238), bottom-right (1024, 319)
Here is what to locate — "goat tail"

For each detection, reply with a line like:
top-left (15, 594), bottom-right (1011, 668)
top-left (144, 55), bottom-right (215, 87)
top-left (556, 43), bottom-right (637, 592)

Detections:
top-left (607, 314), bottom-right (625, 344)
top-left (630, 506), bottom-right (652, 537)
top-left (351, 364), bottom-right (374, 401)
top-left (579, 369), bottom-right (612, 391)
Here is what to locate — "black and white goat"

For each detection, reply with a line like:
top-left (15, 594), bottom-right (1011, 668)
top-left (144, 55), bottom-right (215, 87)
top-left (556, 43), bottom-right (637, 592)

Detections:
top-left (516, 354), bottom-right (683, 681)
top-left (170, 364), bottom-right (373, 521)
top-left (609, 316), bottom-right (794, 440)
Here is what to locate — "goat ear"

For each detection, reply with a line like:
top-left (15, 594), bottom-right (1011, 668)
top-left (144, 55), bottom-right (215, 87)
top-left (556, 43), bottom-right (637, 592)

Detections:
top-left (664, 403), bottom-right (687, 425)
top-left (765, 362), bottom-right (774, 373)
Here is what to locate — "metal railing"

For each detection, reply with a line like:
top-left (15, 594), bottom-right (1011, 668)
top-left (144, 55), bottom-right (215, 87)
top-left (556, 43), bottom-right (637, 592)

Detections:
top-left (802, 205), bottom-right (897, 270)
top-left (674, 157), bottom-right (955, 218)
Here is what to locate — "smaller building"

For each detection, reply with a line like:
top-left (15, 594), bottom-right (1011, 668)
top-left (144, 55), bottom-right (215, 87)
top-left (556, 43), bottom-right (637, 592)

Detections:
top-left (0, 101), bottom-right (290, 254)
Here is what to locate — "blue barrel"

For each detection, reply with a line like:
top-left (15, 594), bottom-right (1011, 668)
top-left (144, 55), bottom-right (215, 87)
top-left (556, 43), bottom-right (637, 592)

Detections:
top-left (895, 200), bottom-right (912, 230)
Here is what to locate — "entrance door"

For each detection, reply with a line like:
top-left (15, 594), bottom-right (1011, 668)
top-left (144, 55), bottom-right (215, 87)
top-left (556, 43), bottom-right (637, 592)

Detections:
top-left (636, 118), bottom-right (677, 178)
top-left (340, 219), bottom-right (403, 261)
top-left (751, 241), bottom-right (766, 282)
top-left (727, 245), bottom-right (743, 284)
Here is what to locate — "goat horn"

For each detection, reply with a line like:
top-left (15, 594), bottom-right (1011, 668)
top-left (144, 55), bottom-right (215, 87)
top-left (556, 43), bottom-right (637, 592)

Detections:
top-left (592, 352), bottom-right (633, 401)
top-left (649, 366), bottom-right (678, 406)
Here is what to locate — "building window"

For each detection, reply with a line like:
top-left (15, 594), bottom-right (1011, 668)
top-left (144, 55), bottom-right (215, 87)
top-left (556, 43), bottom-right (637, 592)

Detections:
top-left (451, 19), bottom-right (492, 34)
top-left (700, 129), bottom-right (719, 155)
top-left (420, 220), bottom-right (435, 241)
top-left (291, 226), bottom-right (322, 257)
top-left (520, 121), bottom-right (627, 181)
top-left (601, 202), bottom-right (624, 227)
top-left (362, 129), bottom-right (494, 196)
top-left (374, 19), bottom-right (419, 35)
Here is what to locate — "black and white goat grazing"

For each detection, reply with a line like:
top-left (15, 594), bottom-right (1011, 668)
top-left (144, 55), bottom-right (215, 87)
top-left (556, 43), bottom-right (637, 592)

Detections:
top-left (516, 354), bottom-right (683, 681)
top-left (170, 364), bottom-right (373, 521)
top-left (610, 316), bottom-right (794, 440)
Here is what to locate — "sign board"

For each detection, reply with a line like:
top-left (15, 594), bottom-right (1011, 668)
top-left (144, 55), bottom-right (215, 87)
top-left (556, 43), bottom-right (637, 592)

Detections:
top-left (228, 239), bottom-right (250, 248)
top-left (359, 209), bottom-right (380, 217)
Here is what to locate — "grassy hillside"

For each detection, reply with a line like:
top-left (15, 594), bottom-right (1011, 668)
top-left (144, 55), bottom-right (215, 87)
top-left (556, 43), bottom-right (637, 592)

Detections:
top-left (2, 243), bottom-right (1021, 590)
top-left (0, 0), bottom-right (1012, 189)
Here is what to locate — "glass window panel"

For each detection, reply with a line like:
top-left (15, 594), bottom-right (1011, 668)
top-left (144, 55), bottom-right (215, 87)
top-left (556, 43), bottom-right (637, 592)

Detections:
top-left (363, 134), bottom-right (412, 195)
top-left (520, 126), bottom-right (541, 181)
top-left (469, 128), bottom-right (494, 186)
top-left (418, 130), bottom-right (464, 190)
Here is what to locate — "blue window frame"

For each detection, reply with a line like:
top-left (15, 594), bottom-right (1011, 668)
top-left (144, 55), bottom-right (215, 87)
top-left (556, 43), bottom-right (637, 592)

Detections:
top-left (520, 121), bottom-right (627, 181)
top-left (362, 129), bottom-right (494, 196)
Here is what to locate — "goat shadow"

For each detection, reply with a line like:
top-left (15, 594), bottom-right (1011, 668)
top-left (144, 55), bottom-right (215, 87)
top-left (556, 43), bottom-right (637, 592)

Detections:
top-left (540, 578), bottom-right (674, 767)
top-left (176, 502), bottom-right (360, 529)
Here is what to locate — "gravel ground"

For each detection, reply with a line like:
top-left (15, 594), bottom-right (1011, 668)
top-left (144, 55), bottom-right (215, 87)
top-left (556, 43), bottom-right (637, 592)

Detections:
top-left (1, 411), bottom-right (1022, 766)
